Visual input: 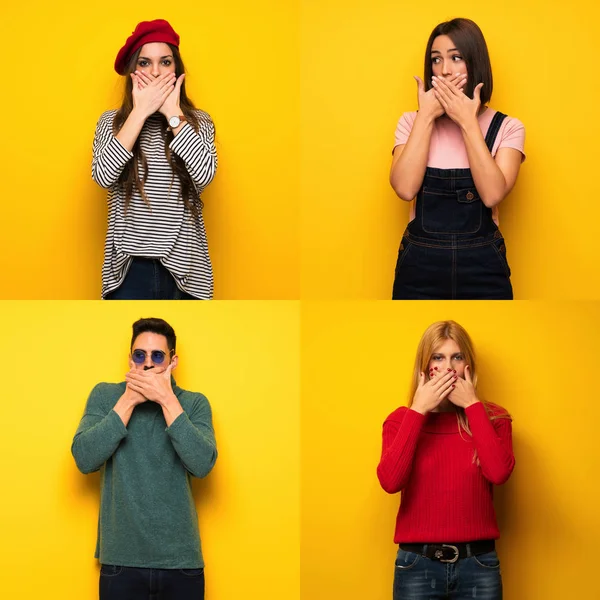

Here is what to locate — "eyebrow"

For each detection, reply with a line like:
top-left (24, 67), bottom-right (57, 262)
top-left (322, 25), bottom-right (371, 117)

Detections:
top-left (138, 55), bottom-right (173, 60)
top-left (132, 348), bottom-right (166, 353)
top-left (431, 48), bottom-right (459, 55)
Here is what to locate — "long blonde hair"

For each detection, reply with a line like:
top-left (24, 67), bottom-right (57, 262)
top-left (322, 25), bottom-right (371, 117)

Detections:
top-left (408, 321), bottom-right (511, 463)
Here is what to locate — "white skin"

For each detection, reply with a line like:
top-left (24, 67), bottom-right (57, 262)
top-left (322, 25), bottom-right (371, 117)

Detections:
top-left (390, 34), bottom-right (523, 207)
top-left (113, 331), bottom-right (184, 427)
top-left (115, 42), bottom-right (187, 152)
top-left (411, 338), bottom-right (479, 414)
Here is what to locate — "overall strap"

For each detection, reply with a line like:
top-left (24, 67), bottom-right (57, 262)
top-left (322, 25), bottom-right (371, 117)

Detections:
top-left (484, 111), bottom-right (507, 153)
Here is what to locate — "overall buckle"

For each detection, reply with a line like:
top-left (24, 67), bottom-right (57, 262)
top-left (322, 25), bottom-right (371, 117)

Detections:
top-left (436, 544), bottom-right (459, 563)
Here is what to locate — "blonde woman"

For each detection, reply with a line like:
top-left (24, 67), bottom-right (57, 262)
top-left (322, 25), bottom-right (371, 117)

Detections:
top-left (377, 321), bottom-right (514, 599)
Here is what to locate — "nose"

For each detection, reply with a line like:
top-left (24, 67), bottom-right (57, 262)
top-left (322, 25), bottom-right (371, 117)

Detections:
top-left (151, 63), bottom-right (160, 78)
top-left (441, 59), bottom-right (452, 77)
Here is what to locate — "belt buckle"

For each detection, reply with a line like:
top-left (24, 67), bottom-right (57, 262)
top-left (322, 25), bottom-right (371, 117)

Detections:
top-left (438, 544), bottom-right (459, 563)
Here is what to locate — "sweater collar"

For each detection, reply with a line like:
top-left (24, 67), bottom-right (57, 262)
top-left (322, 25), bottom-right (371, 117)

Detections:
top-left (423, 409), bottom-right (461, 433)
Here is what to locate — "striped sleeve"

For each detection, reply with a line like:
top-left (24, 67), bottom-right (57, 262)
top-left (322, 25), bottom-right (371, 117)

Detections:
top-left (169, 111), bottom-right (217, 195)
top-left (91, 110), bottom-right (134, 189)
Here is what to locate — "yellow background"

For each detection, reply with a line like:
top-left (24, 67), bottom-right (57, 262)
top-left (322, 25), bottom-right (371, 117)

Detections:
top-left (300, 0), bottom-right (600, 299)
top-left (301, 301), bottom-right (600, 599)
top-left (0, 2), bottom-right (299, 299)
top-left (0, 301), bottom-right (300, 599)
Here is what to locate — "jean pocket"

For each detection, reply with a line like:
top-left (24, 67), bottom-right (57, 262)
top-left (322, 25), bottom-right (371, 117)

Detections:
top-left (100, 564), bottom-right (124, 577)
top-left (421, 186), bottom-right (482, 234)
top-left (490, 239), bottom-right (511, 278)
top-left (472, 550), bottom-right (500, 569)
top-left (179, 568), bottom-right (205, 577)
top-left (395, 238), bottom-right (413, 273)
top-left (395, 549), bottom-right (421, 570)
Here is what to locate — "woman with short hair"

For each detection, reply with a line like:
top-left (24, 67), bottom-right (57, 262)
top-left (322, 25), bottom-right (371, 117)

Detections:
top-left (390, 18), bottom-right (525, 299)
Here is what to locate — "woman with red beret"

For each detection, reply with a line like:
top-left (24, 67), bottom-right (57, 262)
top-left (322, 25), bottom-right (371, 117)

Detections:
top-left (377, 320), bottom-right (514, 599)
top-left (92, 19), bottom-right (217, 300)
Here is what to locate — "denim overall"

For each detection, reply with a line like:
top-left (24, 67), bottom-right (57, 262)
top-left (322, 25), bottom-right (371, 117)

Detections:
top-left (392, 111), bottom-right (513, 300)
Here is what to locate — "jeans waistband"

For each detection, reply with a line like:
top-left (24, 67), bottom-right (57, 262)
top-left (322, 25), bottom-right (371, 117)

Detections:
top-left (400, 540), bottom-right (495, 562)
top-left (404, 228), bottom-right (503, 249)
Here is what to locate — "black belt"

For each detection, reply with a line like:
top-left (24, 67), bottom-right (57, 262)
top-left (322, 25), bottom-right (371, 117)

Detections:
top-left (400, 540), bottom-right (495, 563)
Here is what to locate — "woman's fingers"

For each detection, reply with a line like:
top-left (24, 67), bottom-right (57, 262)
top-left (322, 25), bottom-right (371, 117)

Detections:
top-left (431, 77), bottom-right (451, 99)
top-left (161, 85), bottom-right (175, 103)
top-left (434, 74), bottom-right (464, 96)
top-left (437, 374), bottom-right (456, 396)
top-left (158, 72), bottom-right (176, 90)
top-left (431, 370), bottom-right (454, 390)
top-left (439, 382), bottom-right (455, 400)
top-left (134, 70), bottom-right (152, 85)
top-left (433, 89), bottom-right (449, 110)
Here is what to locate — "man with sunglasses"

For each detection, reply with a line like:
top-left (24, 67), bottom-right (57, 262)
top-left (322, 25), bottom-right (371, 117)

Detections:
top-left (72, 317), bottom-right (217, 600)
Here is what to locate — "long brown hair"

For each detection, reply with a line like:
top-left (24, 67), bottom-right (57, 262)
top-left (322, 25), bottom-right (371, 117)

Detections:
top-left (423, 18), bottom-right (493, 105)
top-left (408, 321), bottom-right (511, 464)
top-left (112, 44), bottom-right (206, 221)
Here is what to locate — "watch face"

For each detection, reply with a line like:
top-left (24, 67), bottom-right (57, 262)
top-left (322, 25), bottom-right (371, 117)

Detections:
top-left (169, 116), bottom-right (181, 128)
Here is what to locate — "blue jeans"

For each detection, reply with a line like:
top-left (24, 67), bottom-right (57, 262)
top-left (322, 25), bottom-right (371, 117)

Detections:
top-left (99, 564), bottom-right (204, 600)
top-left (105, 258), bottom-right (197, 300)
top-left (393, 547), bottom-right (502, 600)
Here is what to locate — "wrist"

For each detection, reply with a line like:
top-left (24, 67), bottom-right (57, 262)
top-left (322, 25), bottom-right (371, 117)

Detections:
top-left (130, 106), bottom-right (150, 122)
top-left (161, 105), bottom-right (180, 119)
top-left (460, 116), bottom-right (479, 135)
top-left (117, 392), bottom-right (139, 411)
top-left (410, 404), bottom-right (427, 415)
top-left (159, 391), bottom-right (179, 408)
top-left (416, 110), bottom-right (436, 127)
top-left (465, 397), bottom-right (480, 408)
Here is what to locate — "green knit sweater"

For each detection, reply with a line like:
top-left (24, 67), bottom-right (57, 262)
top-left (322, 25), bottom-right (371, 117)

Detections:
top-left (71, 379), bottom-right (217, 568)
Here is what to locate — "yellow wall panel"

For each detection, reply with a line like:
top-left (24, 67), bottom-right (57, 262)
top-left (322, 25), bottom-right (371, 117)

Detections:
top-left (300, 0), bottom-right (600, 299)
top-left (0, 1), bottom-right (299, 299)
top-left (0, 301), bottom-right (300, 599)
top-left (301, 301), bottom-right (600, 599)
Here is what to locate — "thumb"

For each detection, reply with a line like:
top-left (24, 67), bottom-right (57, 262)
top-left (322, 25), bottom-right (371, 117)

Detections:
top-left (465, 364), bottom-right (473, 384)
top-left (413, 75), bottom-right (424, 93)
top-left (164, 362), bottom-right (174, 377)
top-left (418, 372), bottom-right (425, 388)
top-left (175, 73), bottom-right (185, 92)
top-left (474, 82), bottom-right (484, 102)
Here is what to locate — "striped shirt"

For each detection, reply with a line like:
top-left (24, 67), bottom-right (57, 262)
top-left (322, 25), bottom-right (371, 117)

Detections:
top-left (92, 109), bottom-right (217, 299)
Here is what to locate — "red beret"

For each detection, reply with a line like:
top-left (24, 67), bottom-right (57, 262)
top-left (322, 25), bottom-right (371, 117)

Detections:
top-left (114, 19), bottom-right (180, 75)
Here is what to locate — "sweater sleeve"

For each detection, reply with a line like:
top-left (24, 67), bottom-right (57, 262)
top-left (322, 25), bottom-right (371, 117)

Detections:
top-left (169, 111), bottom-right (217, 195)
top-left (71, 383), bottom-right (129, 474)
top-left (465, 402), bottom-right (515, 485)
top-left (166, 393), bottom-right (217, 478)
top-left (91, 110), bottom-right (134, 189)
top-left (377, 407), bottom-right (426, 494)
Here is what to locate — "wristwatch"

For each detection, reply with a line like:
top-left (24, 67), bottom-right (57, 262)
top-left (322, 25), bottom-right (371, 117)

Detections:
top-left (168, 115), bottom-right (187, 130)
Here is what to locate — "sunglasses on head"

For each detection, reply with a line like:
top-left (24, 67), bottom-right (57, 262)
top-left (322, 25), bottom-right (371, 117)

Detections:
top-left (131, 349), bottom-right (174, 365)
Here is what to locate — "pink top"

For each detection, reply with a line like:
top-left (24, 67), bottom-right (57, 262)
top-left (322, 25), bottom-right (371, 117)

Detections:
top-left (393, 109), bottom-right (526, 225)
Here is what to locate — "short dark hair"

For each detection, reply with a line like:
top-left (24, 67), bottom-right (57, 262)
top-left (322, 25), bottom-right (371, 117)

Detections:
top-left (424, 18), bottom-right (493, 105)
top-left (130, 318), bottom-right (176, 353)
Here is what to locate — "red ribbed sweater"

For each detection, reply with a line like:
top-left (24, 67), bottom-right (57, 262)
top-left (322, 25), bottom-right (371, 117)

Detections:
top-left (377, 402), bottom-right (514, 543)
